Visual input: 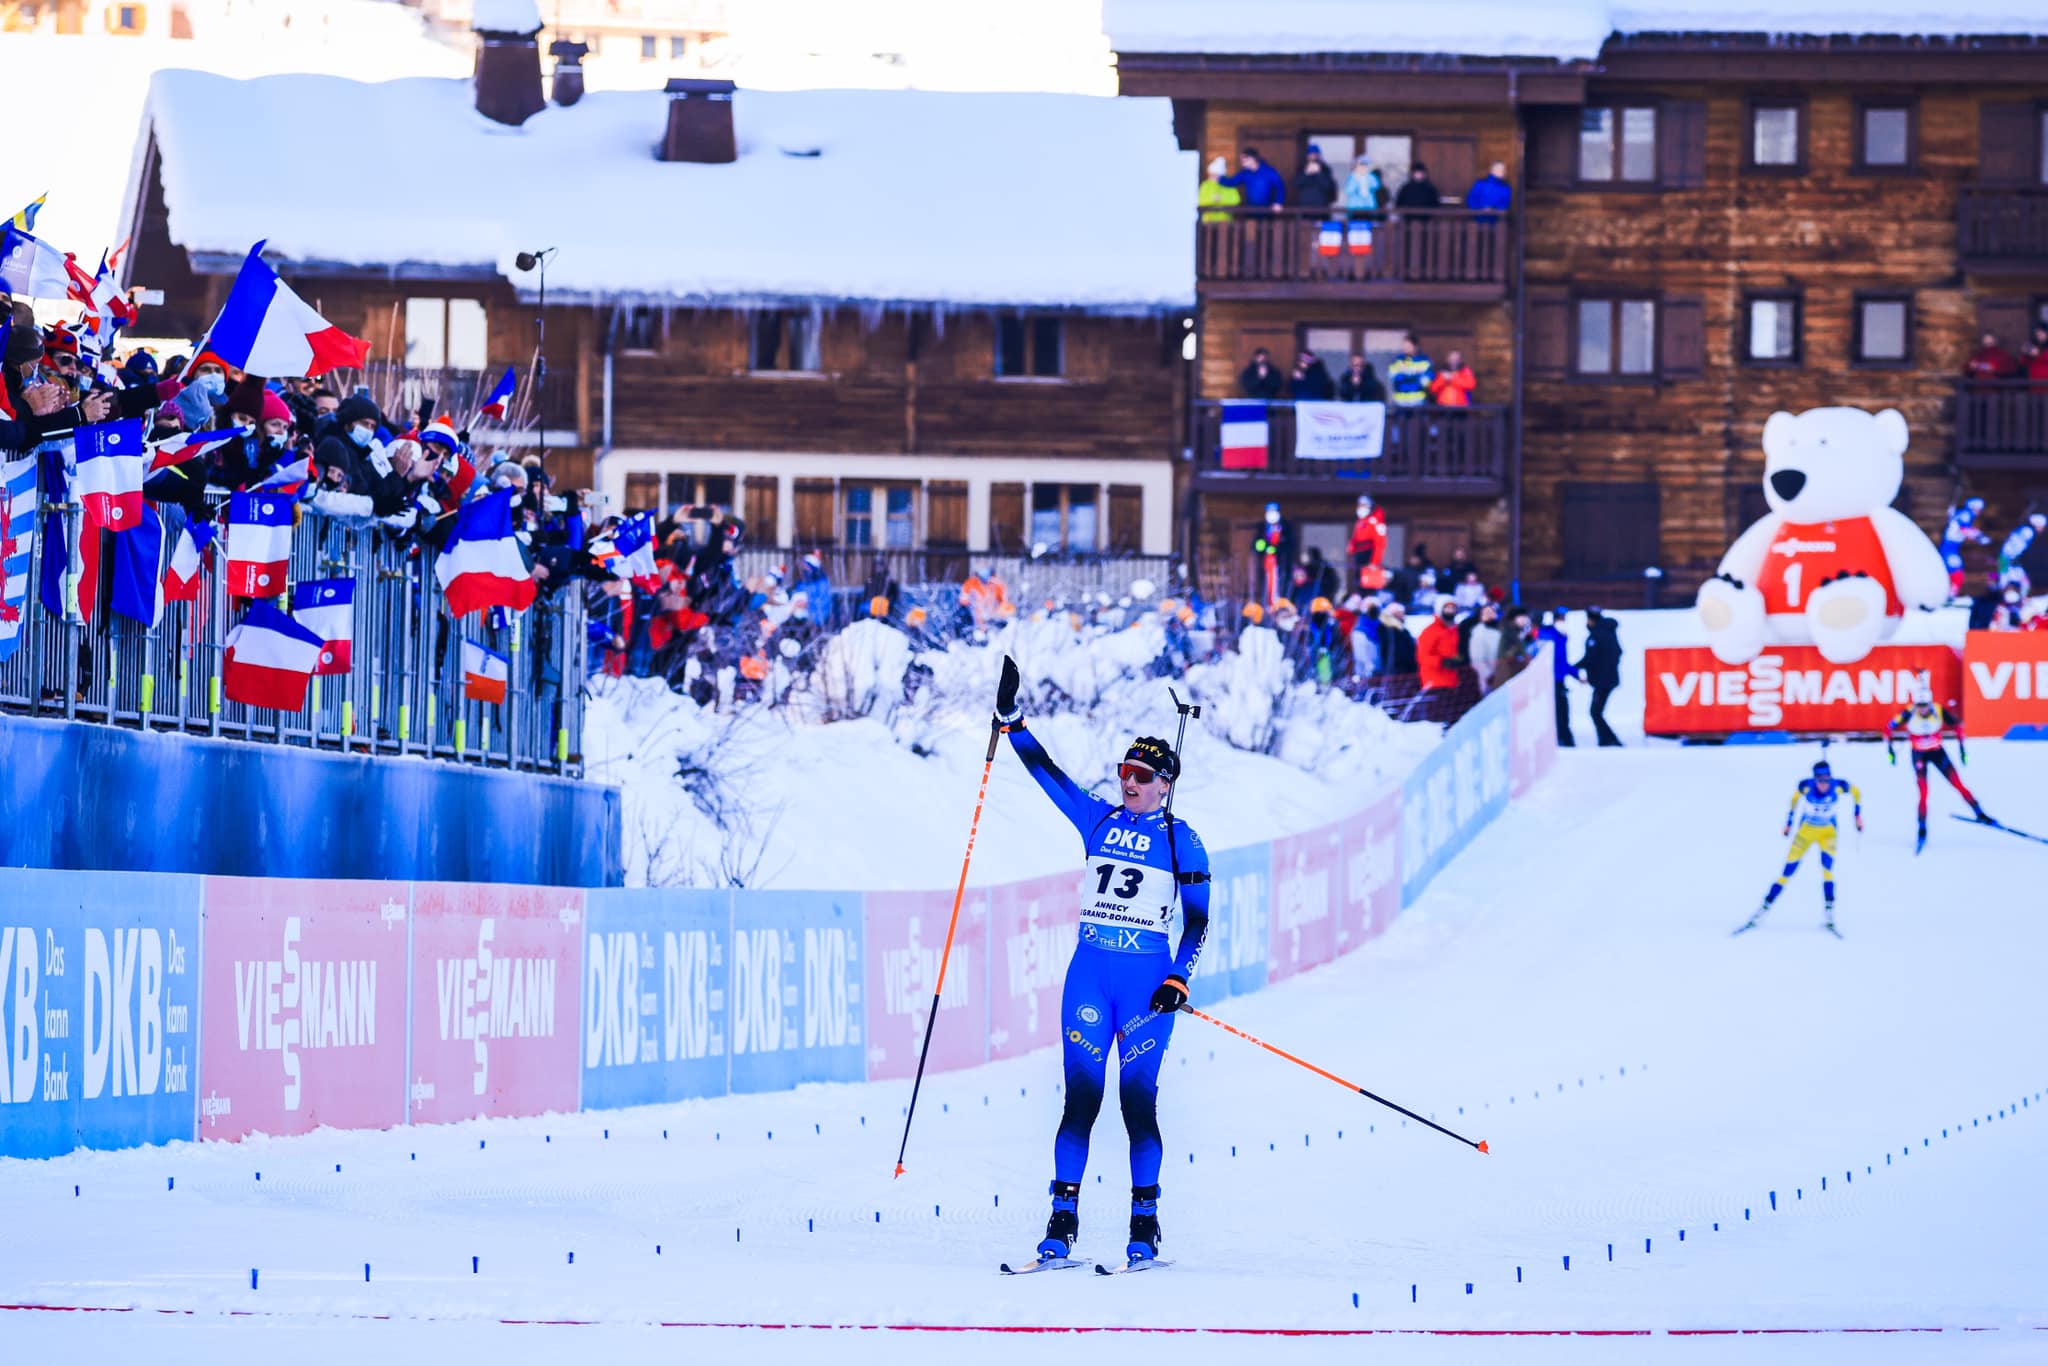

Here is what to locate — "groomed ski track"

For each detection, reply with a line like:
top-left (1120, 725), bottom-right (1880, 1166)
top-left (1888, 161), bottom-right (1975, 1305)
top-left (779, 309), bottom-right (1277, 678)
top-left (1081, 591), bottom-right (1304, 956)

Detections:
top-left (4, 744), bottom-right (2045, 1364)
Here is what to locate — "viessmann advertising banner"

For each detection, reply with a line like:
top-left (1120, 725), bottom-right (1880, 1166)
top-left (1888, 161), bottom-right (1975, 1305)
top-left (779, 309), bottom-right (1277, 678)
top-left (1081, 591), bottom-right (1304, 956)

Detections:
top-left (0, 654), bottom-right (1561, 1161)
top-left (1961, 630), bottom-right (2048, 736)
top-left (1644, 644), bottom-right (1963, 735)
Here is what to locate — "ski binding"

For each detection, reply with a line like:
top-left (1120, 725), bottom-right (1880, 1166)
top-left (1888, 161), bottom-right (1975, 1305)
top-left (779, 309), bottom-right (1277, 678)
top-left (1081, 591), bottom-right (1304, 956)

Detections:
top-left (1095, 1257), bottom-right (1174, 1276)
top-left (1000, 1255), bottom-right (1085, 1276)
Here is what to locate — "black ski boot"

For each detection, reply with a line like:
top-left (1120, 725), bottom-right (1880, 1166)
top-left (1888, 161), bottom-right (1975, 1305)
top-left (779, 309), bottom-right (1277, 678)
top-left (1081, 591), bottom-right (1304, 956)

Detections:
top-left (1126, 1184), bottom-right (1162, 1262)
top-left (1037, 1181), bottom-right (1080, 1262)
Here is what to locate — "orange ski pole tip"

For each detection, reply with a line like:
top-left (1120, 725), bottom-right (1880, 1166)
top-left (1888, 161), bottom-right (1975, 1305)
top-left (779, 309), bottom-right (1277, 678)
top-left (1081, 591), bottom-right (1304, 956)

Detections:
top-left (1476, 1140), bottom-right (1490, 1154)
top-left (893, 1163), bottom-right (906, 1178)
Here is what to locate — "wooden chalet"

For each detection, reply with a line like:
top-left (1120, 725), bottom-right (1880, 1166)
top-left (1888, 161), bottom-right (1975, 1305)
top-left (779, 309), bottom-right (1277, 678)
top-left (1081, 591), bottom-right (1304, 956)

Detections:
top-left (116, 14), bottom-right (1193, 564)
top-left (1110, 3), bottom-right (2048, 603)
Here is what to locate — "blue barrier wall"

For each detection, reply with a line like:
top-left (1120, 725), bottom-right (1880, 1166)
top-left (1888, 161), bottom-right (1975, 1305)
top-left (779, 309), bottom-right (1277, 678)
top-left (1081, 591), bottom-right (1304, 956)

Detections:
top-left (0, 713), bottom-right (621, 887)
top-left (0, 657), bottom-right (1559, 1160)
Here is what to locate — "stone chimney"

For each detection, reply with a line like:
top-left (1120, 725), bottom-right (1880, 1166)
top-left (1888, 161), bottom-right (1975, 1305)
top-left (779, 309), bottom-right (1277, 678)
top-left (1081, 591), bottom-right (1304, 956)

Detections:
top-left (549, 39), bottom-right (589, 107)
top-left (659, 78), bottom-right (738, 164)
top-left (472, 0), bottom-right (545, 128)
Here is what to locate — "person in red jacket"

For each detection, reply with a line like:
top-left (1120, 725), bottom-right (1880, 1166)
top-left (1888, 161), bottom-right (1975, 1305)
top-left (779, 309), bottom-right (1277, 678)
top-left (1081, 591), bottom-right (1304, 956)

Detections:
top-left (1963, 331), bottom-right (2021, 384)
top-left (1416, 599), bottom-right (1465, 722)
top-left (1347, 494), bottom-right (1387, 591)
top-left (1428, 349), bottom-right (1476, 407)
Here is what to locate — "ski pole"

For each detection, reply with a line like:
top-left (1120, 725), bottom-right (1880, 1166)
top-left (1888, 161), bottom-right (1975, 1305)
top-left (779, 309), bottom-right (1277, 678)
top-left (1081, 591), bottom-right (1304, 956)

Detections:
top-left (1178, 1004), bottom-right (1489, 1154)
top-left (1165, 687), bottom-right (1200, 815)
top-left (893, 719), bottom-right (1004, 1178)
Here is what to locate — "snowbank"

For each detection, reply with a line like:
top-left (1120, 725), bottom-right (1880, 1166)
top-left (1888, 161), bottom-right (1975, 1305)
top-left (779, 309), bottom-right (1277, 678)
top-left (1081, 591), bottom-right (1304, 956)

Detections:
top-left (584, 616), bottom-right (1443, 891)
top-left (130, 75), bottom-right (1194, 312)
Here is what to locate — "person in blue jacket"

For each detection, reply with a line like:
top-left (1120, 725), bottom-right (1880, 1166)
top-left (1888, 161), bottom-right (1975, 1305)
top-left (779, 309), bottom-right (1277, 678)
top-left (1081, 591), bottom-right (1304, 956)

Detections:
top-left (1220, 147), bottom-right (1287, 208)
top-left (993, 657), bottom-right (1210, 1267)
top-left (1465, 160), bottom-right (1513, 221)
top-left (1539, 608), bottom-right (1574, 747)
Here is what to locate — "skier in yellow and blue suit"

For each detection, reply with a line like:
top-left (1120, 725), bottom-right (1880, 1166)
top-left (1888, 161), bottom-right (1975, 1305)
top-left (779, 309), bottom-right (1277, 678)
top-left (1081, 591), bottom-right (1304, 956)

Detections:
top-left (1737, 760), bottom-right (1862, 939)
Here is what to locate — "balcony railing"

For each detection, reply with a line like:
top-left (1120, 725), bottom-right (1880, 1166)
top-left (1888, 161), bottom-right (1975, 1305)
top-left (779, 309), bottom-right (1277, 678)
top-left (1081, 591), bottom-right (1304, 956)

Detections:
top-left (1956, 379), bottom-right (2048, 469)
top-left (1958, 187), bottom-right (2048, 270)
top-left (1195, 208), bottom-right (1507, 291)
top-left (1192, 401), bottom-right (1508, 491)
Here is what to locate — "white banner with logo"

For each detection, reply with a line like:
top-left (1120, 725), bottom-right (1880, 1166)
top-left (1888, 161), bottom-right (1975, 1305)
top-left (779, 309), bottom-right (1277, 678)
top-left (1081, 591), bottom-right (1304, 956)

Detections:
top-left (1292, 401), bottom-right (1386, 460)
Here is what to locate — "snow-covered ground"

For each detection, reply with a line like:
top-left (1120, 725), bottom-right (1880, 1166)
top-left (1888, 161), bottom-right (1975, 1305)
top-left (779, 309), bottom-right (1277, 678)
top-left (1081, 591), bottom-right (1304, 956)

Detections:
top-left (6, 742), bottom-right (2046, 1363)
top-left (585, 616), bottom-right (1443, 889)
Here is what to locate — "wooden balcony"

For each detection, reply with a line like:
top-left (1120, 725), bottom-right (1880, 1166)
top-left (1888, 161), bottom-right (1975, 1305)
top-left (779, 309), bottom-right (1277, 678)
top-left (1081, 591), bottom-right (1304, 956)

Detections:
top-left (1958, 188), bottom-right (2048, 273)
top-left (1192, 401), bottom-right (1507, 496)
top-left (1956, 381), bottom-right (2048, 470)
top-left (1195, 207), bottom-right (1507, 300)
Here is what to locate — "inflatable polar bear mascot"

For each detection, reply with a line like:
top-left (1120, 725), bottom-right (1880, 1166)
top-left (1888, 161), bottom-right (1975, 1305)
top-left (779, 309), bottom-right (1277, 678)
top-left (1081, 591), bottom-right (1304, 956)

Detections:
top-left (1697, 406), bottom-right (1947, 666)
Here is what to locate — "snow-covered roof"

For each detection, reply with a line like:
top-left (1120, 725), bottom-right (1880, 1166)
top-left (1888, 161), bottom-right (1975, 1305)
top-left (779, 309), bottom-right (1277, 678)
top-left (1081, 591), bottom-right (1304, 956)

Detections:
top-left (1104, 0), bottom-right (2048, 62)
top-left (470, 0), bottom-right (541, 34)
top-left (128, 72), bottom-right (1195, 313)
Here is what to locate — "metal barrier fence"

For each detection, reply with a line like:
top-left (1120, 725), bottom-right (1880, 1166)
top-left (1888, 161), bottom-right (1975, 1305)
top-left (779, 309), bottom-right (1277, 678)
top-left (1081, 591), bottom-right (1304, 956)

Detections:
top-left (724, 546), bottom-right (1181, 626)
top-left (0, 493), bottom-right (587, 776)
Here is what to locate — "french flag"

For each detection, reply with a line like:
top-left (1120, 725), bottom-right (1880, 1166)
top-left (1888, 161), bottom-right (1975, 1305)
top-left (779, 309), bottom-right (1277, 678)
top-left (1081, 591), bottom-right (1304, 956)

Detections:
top-left (163, 519), bottom-right (216, 603)
top-left (1317, 220), bottom-right (1344, 257)
top-left (0, 454), bottom-right (36, 663)
top-left (612, 511), bottom-right (657, 578)
top-left (0, 226), bottom-right (71, 300)
top-left (225, 491), bottom-right (294, 598)
top-left (462, 638), bottom-right (510, 704)
top-left (150, 425), bottom-right (250, 473)
top-left (1347, 221), bottom-right (1374, 257)
top-left (291, 577), bottom-right (354, 674)
top-left (477, 366), bottom-right (516, 422)
top-left (222, 599), bottom-right (324, 711)
top-left (1219, 400), bottom-right (1270, 470)
top-left (436, 487), bottom-right (534, 617)
top-left (252, 455), bottom-right (312, 496)
top-left (186, 241), bottom-right (369, 381)
top-left (73, 418), bottom-right (149, 531)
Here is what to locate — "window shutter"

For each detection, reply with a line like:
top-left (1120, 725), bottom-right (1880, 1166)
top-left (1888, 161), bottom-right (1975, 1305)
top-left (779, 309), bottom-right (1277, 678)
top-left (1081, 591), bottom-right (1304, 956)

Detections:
top-left (1976, 297), bottom-right (2033, 350)
top-left (794, 479), bottom-right (836, 547)
top-left (743, 476), bottom-right (779, 542)
top-left (1977, 102), bottom-right (2035, 183)
top-left (926, 481), bottom-right (968, 549)
top-left (1525, 107), bottom-right (1580, 188)
top-left (1657, 101), bottom-right (1706, 188)
top-left (1526, 297), bottom-right (1572, 378)
top-left (1660, 297), bottom-right (1706, 379)
top-left (989, 482), bottom-right (1026, 553)
top-left (1415, 134), bottom-right (1478, 200)
top-left (1108, 485), bottom-right (1145, 553)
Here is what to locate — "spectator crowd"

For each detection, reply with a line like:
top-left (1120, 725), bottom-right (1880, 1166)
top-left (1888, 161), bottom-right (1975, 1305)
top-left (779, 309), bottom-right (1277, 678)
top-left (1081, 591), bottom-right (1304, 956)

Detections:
top-left (1239, 333), bottom-right (1479, 409)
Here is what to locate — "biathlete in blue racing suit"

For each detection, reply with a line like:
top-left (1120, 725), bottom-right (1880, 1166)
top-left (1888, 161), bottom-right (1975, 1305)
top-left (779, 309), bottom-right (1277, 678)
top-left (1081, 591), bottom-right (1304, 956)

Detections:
top-left (993, 657), bottom-right (1210, 1266)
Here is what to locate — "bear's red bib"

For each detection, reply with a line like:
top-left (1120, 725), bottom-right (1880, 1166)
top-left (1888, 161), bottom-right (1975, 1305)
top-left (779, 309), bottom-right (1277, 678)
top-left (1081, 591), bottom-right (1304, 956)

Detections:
top-left (1755, 516), bottom-right (1902, 616)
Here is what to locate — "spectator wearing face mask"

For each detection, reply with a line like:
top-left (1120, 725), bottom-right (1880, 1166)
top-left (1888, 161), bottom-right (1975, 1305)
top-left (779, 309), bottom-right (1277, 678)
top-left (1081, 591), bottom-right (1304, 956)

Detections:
top-left (176, 353), bottom-right (232, 430)
top-left (313, 393), bottom-right (386, 511)
top-left (1290, 146), bottom-right (1338, 210)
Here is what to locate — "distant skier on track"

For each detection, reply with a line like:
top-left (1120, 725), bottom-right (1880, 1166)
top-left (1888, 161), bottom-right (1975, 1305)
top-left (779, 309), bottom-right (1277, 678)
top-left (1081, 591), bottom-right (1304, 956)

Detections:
top-left (1735, 759), bottom-right (1861, 938)
top-left (991, 657), bottom-right (1210, 1271)
top-left (1885, 683), bottom-right (1989, 853)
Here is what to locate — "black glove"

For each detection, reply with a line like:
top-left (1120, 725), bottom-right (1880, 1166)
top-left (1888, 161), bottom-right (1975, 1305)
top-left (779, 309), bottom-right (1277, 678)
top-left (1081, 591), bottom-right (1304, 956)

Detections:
top-left (994, 654), bottom-right (1022, 725)
top-left (1149, 977), bottom-right (1188, 1014)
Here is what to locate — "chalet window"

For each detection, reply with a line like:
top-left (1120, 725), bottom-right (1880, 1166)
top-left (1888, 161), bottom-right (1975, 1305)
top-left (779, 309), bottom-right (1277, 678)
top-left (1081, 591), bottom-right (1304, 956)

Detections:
top-left (1575, 298), bottom-right (1657, 377)
top-left (1030, 484), bottom-right (1097, 553)
top-left (641, 35), bottom-right (657, 59)
top-left (624, 471), bottom-right (660, 513)
top-left (671, 35), bottom-right (688, 58)
top-left (843, 484), bottom-right (914, 549)
top-left (1748, 100), bottom-right (1804, 172)
top-left (404, 297), bottom-right (487, 371)
top-left (1559, 482), bottom-right (1661, 579)
top-left (115, 4), bottom-right (139, 29)
top-left (620, 306), bottom-right (661, 352)
top-left (1743, 293), bottom-right (1801, 365)
top-left (1855, 101), bottom-right (1915, 171)
top-left (664, 474), bottom-right (734, 513)
top-left (1578, 105), bottom-right (1657, 183)
top-left (751, 311), bottom-right (821, 372)
top-left (997, 316), bottom-right (1063, 378)
top-left (1853, 294), bottom-right (1913, 366)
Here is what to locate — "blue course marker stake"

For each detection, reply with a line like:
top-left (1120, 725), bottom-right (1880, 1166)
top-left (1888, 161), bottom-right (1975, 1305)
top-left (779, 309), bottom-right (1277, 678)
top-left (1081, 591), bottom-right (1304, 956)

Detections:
top-left (1887, 1154), bottom-right (1892, 1166)
top-left (1797, 1189), bottom-right (1802, 1200)
top-left (935, 1205), bottom-right (941, 1218)
top-left (1645, 1239), bottom-right (1651, 1254)
top-left (1517, 1267), bottom-right (1523, 1283)
top-left (657, 1245), bottom-right (662, 1255)
top-left (251, 1269), bottom-right (258, 1290)
top-left (472, 1257), bottom-right (479, 1274)
top-left (546, 1137), bottom-right (550, 1144)
top-left (569, 1252), bottom-right (575, 1264)
top-left (411, 1153), bottom-right (416, 1161)
top-left (1189, 1153), bottom-right (1194, 1164)
top-left (1679, 1230), bottom-right (1685, 1242)
top-left (1232, 1146), bottom-right (1237, 1156)
top-left (875, 1211), bottom-right (880, 1223)
top-left (1465, 1283), bottom-right (1473, 1295)
top-left (664, 1130), bottom-right (668, 1139)
top-left (1770, 1191), bottom-right (1777, 1210)
top-left (1607, 1244), bottom-right (1613, 1262)
top-left (1563, 1256), bottom-right (1570, 1270)
top-left (1745, 1209), bottom-right (1751, 1221)
top-left (1821, 1177), bottom-right (1827, 1190)
top-left (168, 1177), bottom-right (174, 1191)
top-left (604, 1129), bottom-right (609, 1139)
top-left (1305, 1135), bottom-right (1310, 1147)
top-left (336, 1163), bottom-right (343, 1172)
top-left (809, 1218), bottom-right (815, 1232)
top-left (1713, 1223), bottom-right (1719, 1232)
top-left (365, 1264), bottom-right (371, 1282)
top-left (995, 1195), bottom-right (1000, 1207)
top-left (860, 1117), bottom-right (865, 1127)
top-left (479, 1141), bottom-right (485, 1150)
top-left (815, 1124), bottom-right (821, 1135)
top-left (73, 1186), bottom-right (78, 1197)
top-left (1411, 1285), bottom-right (1417, 1304)
top-left (736, 1228), bottom-right (741, 1242)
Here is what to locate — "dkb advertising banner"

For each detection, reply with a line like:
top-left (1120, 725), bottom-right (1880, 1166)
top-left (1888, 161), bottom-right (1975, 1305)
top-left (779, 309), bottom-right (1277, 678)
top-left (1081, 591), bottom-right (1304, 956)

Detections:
top-left (199, 876), bottom-right (410, 1140)
top-left (582, 888), bottom-right (730, 1110)
top-left (1188, 840), bottom-right (1270, 1006)
top-left (0, 868), bottom-right (200, 1159)
top-left (409, 883), bottom-right (584, 1124)
top-left (1401, 684), bottom-right (1512, 906)
top-left (863, 888), bottom-right (988, 1082)
top-left (1267, 823), bottom-right (1343, 984)
top-left (726, 890), bottom-right (865, 1093)
top-left (1336, 789), bottom-right (1403, 950)
top-left (986, 870), bottom-right (1080, 1062)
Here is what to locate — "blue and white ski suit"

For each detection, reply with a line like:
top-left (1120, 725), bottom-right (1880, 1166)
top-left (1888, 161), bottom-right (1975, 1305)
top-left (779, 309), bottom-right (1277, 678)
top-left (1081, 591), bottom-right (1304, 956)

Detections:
top-left (1007, 726), bottom-right (1210, 1188)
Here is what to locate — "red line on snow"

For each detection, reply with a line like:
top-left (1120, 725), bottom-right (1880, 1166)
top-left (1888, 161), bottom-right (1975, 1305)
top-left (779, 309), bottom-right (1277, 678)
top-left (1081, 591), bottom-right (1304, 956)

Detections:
top-left (0, 1305), bottom-right (2021, 1336)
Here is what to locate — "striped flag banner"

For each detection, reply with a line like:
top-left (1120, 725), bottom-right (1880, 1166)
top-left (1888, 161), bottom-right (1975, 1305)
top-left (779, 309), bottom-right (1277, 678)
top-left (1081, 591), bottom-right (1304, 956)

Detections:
top-left (0, 454), bottom-right (36, 662)
top-left (1219, 400), bottom-right (1270, 470)
top-left (462, 638), bottom-right (510, 704)
top-left (1317, 220), bottom-right (1344, 257)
